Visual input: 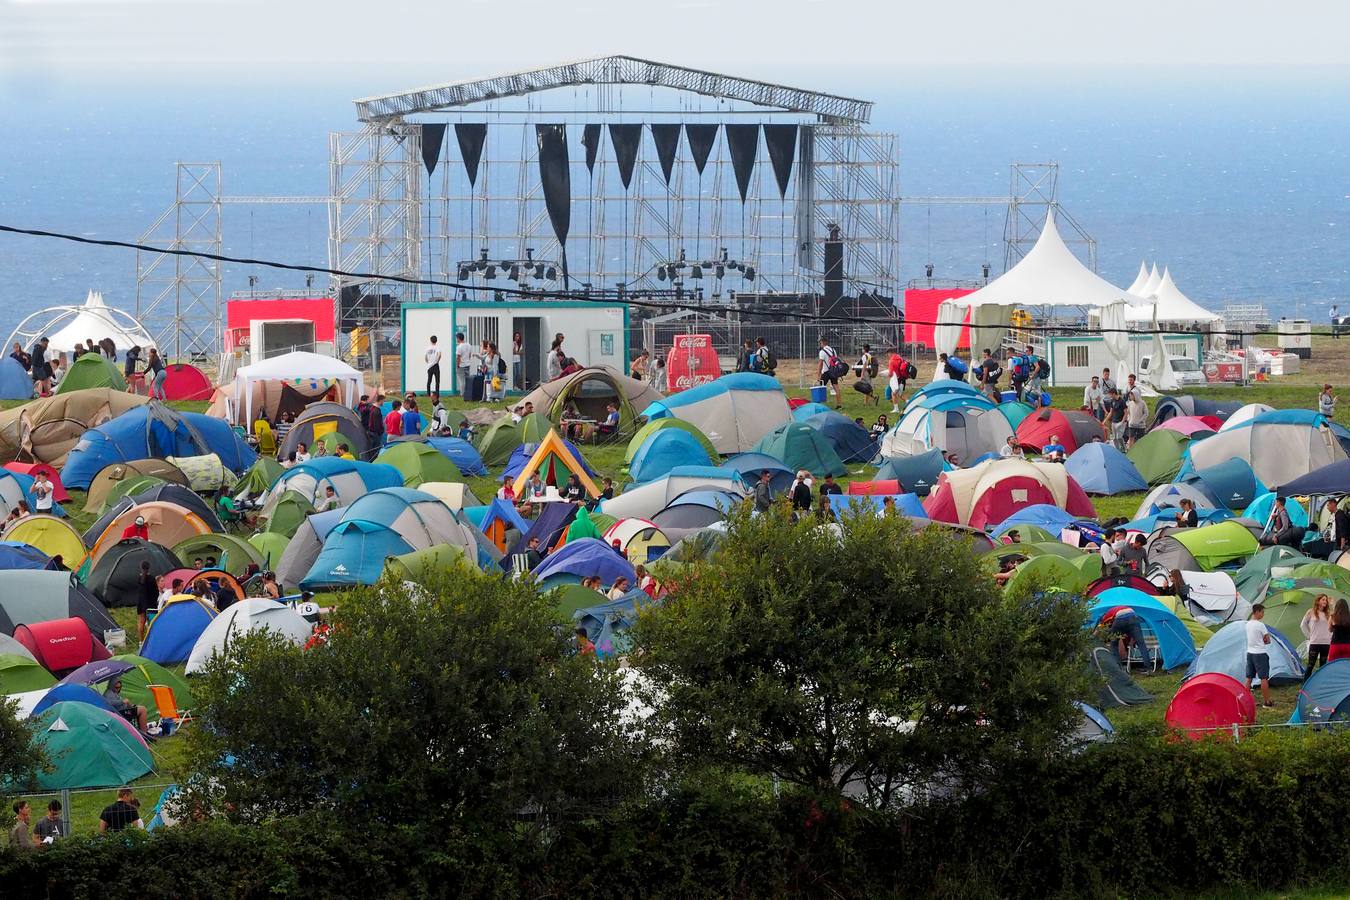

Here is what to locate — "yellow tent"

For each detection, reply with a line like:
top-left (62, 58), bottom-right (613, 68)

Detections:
top-left (510, 429), bottom-right (600, 499)
top-left (1, 515), bottom-right (86, 569)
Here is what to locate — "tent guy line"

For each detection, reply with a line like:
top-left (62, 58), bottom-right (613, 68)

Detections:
top-left (0, 223), bottom-right (1293, 339)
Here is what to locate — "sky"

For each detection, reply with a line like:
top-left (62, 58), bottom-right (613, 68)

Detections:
top-left (2, 0), bottom-right (1350, 78)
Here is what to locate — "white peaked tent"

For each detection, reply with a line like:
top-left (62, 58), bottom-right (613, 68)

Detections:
top-left (32, 292), bottom-right (156, 356)
top-left (1125, 262), bottom-right (1151, 296)
top-left (933, 212), bottom-right (1149, 356)
top-left (1125, 268), bottom-right (1221, 326)
top-left (231, 351), bottom-right (362, 424)
top-left (1139, 264), bottom-right (1163, 298)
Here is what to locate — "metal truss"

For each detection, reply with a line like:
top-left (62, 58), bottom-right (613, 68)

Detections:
top-left (1003, 162), bottom-right (1097, 271)
top-left (355, 56), bottom-right (873, 126)
top-left (135, 162), bottom-right (222, 359)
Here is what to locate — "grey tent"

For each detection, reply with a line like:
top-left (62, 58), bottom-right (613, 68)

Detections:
top-left (278, 401), bottom-right (372, 460)
top-left (274, 507), bottom-right (346, 590)
top-left (0, 570), bottom-right (117, 635)
top-left (1088, 645), bottom-right (1153, 708)
top-left (85, 538), bottom-right (182, 608)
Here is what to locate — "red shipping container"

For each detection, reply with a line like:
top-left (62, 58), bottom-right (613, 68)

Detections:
top-left (665, 334), bottom-right (722, 393)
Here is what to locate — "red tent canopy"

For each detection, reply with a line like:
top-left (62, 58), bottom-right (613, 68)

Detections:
top-left (3, 463), bottom-right (70, 503)
top-left (14, 617), bottom-right (110, 673)
top-left (1164, 673), bottom-right (1255, 741)
top-left (848, 479), bottom-right (900, 496)
top-left (1015, 407), bottom-right (1105, 455)
top-left (161, 363), bottom-right (213, 402)
top-left (1085, 574), bottom-right (1158, 598)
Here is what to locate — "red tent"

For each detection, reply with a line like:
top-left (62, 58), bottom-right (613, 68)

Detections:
top-left (1164, 673), bottom-right (1255, 740)
top-left (848, 479), bottom-right (900, 496)
top-left (14, 617), bottom-right (110, 673)
top-left (1015, 407), bottom-right (1105, 455)
top-left (1085, 574), bottom-right (1157, 598)
top-left (161, 363), bottom-right (213, 401)
top-left (3, 462), bottom-right (70, 503)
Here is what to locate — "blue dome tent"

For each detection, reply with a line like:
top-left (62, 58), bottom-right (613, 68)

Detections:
top-left (874, 448), bottom-right (947, 496)
top-left (1291, 659), bottom-right (1350, 724)
top-left (0, 541), bottom-right (51, 571)
top-left (640, 373), bottom-right (792, 454)
top-left (1243, 492), bottom-right (1309, 529)
top-left (301, 520), bottom-right (414, 590)
top-left (628, 429), bottom-right (713, 483)
top-left (140, 595), bottom-right (218, 665)
top-left (1180, 457), bottom-right (1265, 510)
top-left (0, 357), bottom-right (33, 401)
top-left (1187, 619), bottom-right (1304, 686)
top-left (802, 411), bottom-right (878, 464)
top-left (423, 436), bottom-right (489, 477)
top-left (532, 537), bottom-right (637, 588)
top-left (1064, 442), bottom-right (1148, 495)
top-left (718, 453), bottom-right (794, 494)
top-left (62, 403), bottom-right (257, 489)
top-left (30, 683), bottom-right (117, 719)
top-left (828, 493), bottom-right (927, 518)
top-left (994, 504), bottom-right (1079, 538)
top-left (1088, 589), bottom-right (1198, 671)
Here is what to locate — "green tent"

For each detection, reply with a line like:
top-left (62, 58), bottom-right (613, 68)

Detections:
top-left (1002, 554), bottom-right (1094, 596)
top-left (625, 418), bottom-right (718, 467)
top-left (1259, 587), bottom-right (1347, 637)
top-left (111, 653), bottom-right (195, 710)
top-left (384, 543), bottom-right (467, 581)
top-left (375, 442), bottom-right (463, 488)
top-left (475, 417), bottom-right (521, 466)
top-left (1164, 521), bottom-right (1261, 571)
top-left (753, 422), bottom-right (847, 478)
top-left (0, 653), bottom-right (57, 694)
top-left (248, 531), bottom-right (291, 570)
top-left (88, 474), bottom-right (165, 515)
top-left (32, 701), bottom-right (154, 790)
top-left (1234, 545), bottom-right (1316, 602)
top-left (996, 401), bottom-right (1037, 433)
top-left (1127, 429), bottom-right (1193, 485)
top-left (1023, 541), bottom-right (1087, 561)
top-left (552, 583), bottom-right (606, 619)
top-left (1286, 563), bottom-right (1350, 594)
top-left (589, 512), bottom-right (617, 535)
top-left (260, 490), bottom-right (313, 538)
top-left (989, 524), bottom-right (1058, 545)
top-left (173, 533), bottom-right (266, 573)
top-left (55, 354), bottom-right (127, 394)
top-left (236, 457), bottom-right (285, 499)
top-left (518, 412), bottom-right (556, 445)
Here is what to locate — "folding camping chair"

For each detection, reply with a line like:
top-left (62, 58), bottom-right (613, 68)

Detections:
top-left (1128, 630), bottom-right (1162, 674)
top-left (147, 684), bottom-right (192, 736)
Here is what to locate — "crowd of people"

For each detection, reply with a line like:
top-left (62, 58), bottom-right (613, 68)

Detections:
top-left (9, 336), bottom-right (167, 399)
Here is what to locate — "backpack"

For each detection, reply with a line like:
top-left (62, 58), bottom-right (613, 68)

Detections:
top-left (1011, 356), bottom-right (1028, 379)
top-left (364, 403), bottom-right (385, 436)
top-left (904, 362), bottom-right (918, 381)
top-left (762, 347), bottom-right (777, 372)
top-left (1036, 357), bottom-right (1051, 379)
top-left (946, 356), bottom-right (968, 375)
top-left (497, 356), bottom-right (507, 375)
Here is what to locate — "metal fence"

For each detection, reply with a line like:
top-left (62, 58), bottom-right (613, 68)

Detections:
top-left (636, 314), bottom-right (912, 387)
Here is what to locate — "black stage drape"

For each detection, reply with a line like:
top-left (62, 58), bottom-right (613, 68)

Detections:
top-left (762, 124), bottom-right (798, 197)
top-left (650, 124), bottom-right (682, 185)
top-left (454, 124), bottom-right (487, 187)
top-left (725, 124), bottom-right (760, 202)
top-left (536, 124), bottom-right (571, 279)
top-left (608, 124), bottom-right (642, 189)
top-left (684, 124), bottom-right (718, 176)
top-left (582, 124), bottom-right (603, 174)
top-left (420, 124), bottom-right (447, 177)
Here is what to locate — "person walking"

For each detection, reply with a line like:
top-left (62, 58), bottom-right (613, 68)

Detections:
top-left (136, 561), bottom-right (157, 642)
top-left (1302, 594), bottom-right (1333, 678)
top-left (454, 333), bottom-right (473, 400)
top-left (734, 341), bottom-right (752, 373)
top-left (752, 469), bottom-right (774, 513)
top-left (817, 337), bottom-right (843, 408)
top-left (1246, 603), bottom-right (1274, 708)
top-left (1125, 391), bottom-right (1147, 449)
top-left (424, 335), bottom-right (442, 395)
top-left (1319, 383), bottom-right (1337, 417)
top-left (1108, 389), bottom-right (1128, 450)
top-left (9, 800), bottom-right (33, 852)
top-left (146, 348), bottom-right (167, 400)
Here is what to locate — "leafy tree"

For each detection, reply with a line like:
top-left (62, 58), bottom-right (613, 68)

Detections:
top-left (181, 568), bottom-right (644, 834)
top-left (634, 508), bottom-right (1088, 806)
top-left (0, 697), bottom-right (42, 792)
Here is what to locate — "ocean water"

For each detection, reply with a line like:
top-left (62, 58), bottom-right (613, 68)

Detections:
top-left (0, 65), bottom-right (1346, 335)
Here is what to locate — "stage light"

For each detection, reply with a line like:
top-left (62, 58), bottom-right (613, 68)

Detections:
top-left (485, 265), bottom-right (497, 279)
top-left (479, 248), bottom-right (489, 262)
top-left (744, 266), bottom-right (755, 281)
top-left (458, 266), bottom-right (471, 280)
top-left (545, 266), bottom-right (557, 280)
top-left (657, 266), bottom-right (667, 281)
top-left (715, 265), bottom-right (725, 279)
top-left (534, 264), bottom-right (545, 279)
top-left (982, 263), bottom-right (991, 279)
top-left (689, 266), bottom-right (702, 280)
top-left (925, 264), bottom-right (934, 278)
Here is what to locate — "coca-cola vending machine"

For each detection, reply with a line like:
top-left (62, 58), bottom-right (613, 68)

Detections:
top-left (665, 334), bottom-right (722, 393)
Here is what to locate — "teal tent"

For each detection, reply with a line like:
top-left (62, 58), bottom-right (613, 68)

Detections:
top-left (752, 422), bottom-right (847, 477)
top-left (31, 701), bottom-right (154, 789)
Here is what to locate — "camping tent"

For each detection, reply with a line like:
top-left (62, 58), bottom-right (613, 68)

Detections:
top-left (84, 459), bottom-right (188, 513)
top-left (0, 570), bottom-right (116, 636)
top-left (882, 401), bottom-right (1012, 465)
top-left (1185, 620), bottom-right (1304, 686)
top-left (923, 458), bottom-right (1095, 530)
top-left (0, 468), bottom-right (65, 519)
top-left (1, 516), bottom-right (85, 569)
top-left (160, 363), bottom-right (212, 401)
top-left (652, 491), bottom-right (740, 531)
top-left (248, 531), bottom-right (291, 569)
top-left (601, 466), bottom-right (747, 520)
top-left (1155, 415), bottom-right (1221, 438)
top-left (4, 462), bottom-right (70, 503)
top-left (1149, 395), bottom-right (1244, 430)
top-left (62, 653), bottom-right (193, 713)
top-left (301, 520), bottom-right (416, 589)
top-left (1242, 492), bottom-right (1309, 532)
top-left (173, 533), bottom-right (266, 574)
top-left (874, 448), bottom-right (946, 496)
top-left (509, 430), bottom-right (600, 498)
top-left (31, 683), bottom-right (117, 719)
top-left (628, 429), bottom-right (713, 484)
top-left (505, 501), bottom-right (577, 558)
top-left (61, 402), bottom-right (256, 489)
top-left (503, 435), bottom-right (598, 482)
top-left (1133, 482), bottom-right (1218, 521)
top-left (1087, 589), bottom-right (1198, 670)
top-left (1277, 459), bottom-right (1350, 499)
top-left (258, 490), bottom-right (313, 538)
top-left (603, 518), bottom-right (671, 563)
top-left (1127, 429), bottom-right (1196, 486)
top-left (801, 412), bottom-right (878, 465)
top-left (230, 351), bottom-right (361, 425)
top-left (416, 481), bottom-right (482, 511)
top-left (625, 418), bottom-right (717, 467)
top-left (185, 598), bottom-right (312, 675)
top-left (14, 618), bottom-right (110, 673)
top-left (1002, 553), bottom-right (1101, 596)
top-left (717, 453), bottom-right (794, 495)
top-left (1291, 659), bottom-right (1350, 724)
top-left (1146, 521), bottom-right (1261, 572)
top-left (475, 498), bottom-right (529, 552)
top-left (54, 353), bottom-right (127, 394)
top-left (519, 365), bottom-right (664, 435)
top-left (1165, 673), bottom-right (1256, 739)
top-left (422, 437), bottom-right (488, 477)
top-left (30, 701), bottom-right (153, 790)
top-left (279, 401), bottom-right (371, 461)
top-left (532, 537), bottom-right (637, 588)
top-left (1088, 645), bottom-right (1154, 708)
top-left (640, 373), bottom-right (791, 454)
top-left (475, 417), bottom-right (521, 466)
top-left (1064, 442), bottom-right (1147, 495)
top-left (753, 422), bottom-right (848, 478)
top-left (87, 502), bottom-right (212, 570)
top-left (1014, 407), bottom-right (1104, 455)
top-left (266, 458), bottom-right (404, 509)
top-left (85, 539), bottom-right (181, 608)
top-left (139, 594), bottom-right (218, 665)
top-left (1183, 410), bottom-right (1350, 489)
top-left (1220, 403), bottom-right (1275, 433)
top-left (233, 457), bottom-right (285, 502)
top-left (0, 541), bottom-right (50, 571)
top-left (0, 357), bottom-right (32, 401)
top-left (375, 441), bottom-right (463, 487)
top-left (1181, 457), bottom-right (1265, 510)
top-left (0, 389), bottom-right (148, 468)
top-left (115, 483), bottom-right (221, 531)
top-left (384, 544), bottom-right (468, 581)
top-left (994, 503), bottom-right (1079, 537)
top-left (0, 653), bottom-right (57, 694)
top-left (273, 509), bottom-right (344, 590)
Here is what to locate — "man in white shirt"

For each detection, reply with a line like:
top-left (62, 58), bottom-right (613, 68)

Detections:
top-left (1245, 603), bottom-right (1273, 708)
top-left (817, 337), bottom-right (842, 408)
top-left (1083, 376), bottom-right (1104, 421)
top-left (999, 436), bottom-right (1024, 459)
top-left (31, 472), bottom-right (53, 514)
top-left (424, 336), bottom-right (442, 395)
top-left (1125, 394), bottom-right (1147, 448)
top-left (454, 333), bottom-right (473, 400)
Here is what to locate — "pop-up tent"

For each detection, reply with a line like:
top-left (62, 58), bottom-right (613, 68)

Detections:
top-left (519, 365), bottom-right (664, 435)
top-left (87, 501), bottom-right (213, 570)
top-left (874, 448), bottom-right (946, 496)
top-left (85, 539), bottom-right (181, 608)
top-left (1183, 410), bottom-right (1350, 490)
top-left (30, 701), bottom-right (153, 790)
top-left (248, 531), bottom-right (291, 569)
top-left (1146, 521), bottom-right (1261, 572)
top-left (1185, 620), bottom-right (1304, 686)
top-left (1150, 395), bottom-right (1244, 430)
top-left (0, 357), bottom-right (33, 401)
top-left (1087, 589), bottom-right (1198, 671)
top-left (1220, 403), bottom-right (1275, 433)
top-left (753, 422), bottom-right (848, 478)
top-left (84, 459), bottom-right (188, 513)
top-left (14, 617), bottom-right (110, 673)
top-left (1127, 429), bottom-right (1196, 486)
top-left (1277, 459), bottom-right (1350, 499)
top-left (475, 417), bottom-right (522, 467)
top-left (383, 544), bottom-right (468, 581)
top-left (0, 541), bottom-right (51, 571)
top-left (423, 437), bottom-right (488, 477)
top-left (173, 533), bottom-right (266, 574)
top-left (1242, 492), bottom-right (1309, 532)
top-left (1088, 645), bottom-right (1154, 708)
top-left (266, 457), bottom-right (404, 509)
top-left (55, 353), bottom-right (127, 394)
top-left (233, 457), bottom-right (285, 502)
top-left (1290, 659), bottom-right (1350, 724)
top-left (273, 509), bottom-right (344, 590)
top-left (301, 520), bottom-right (414, 590)
top-left (1181, 457), bottom-right (1265, 510)
top-left (2, 516), bottom-right (85, 570)
top-left (229, 351), bottom-right (362, 425)
top-left (625, 419), bottom-right (717, 468)
top-left (0, 653), bottom-right (57, 694)
top-left (532, 537), bottom-right (637, 589)
top-left (61, 402), bottom-right (256, 489)
top-left (1165, 673), bottom-right (1256, 739)
top-left (801, 412), bottom-right (877, 465)
top-left (1002, 552), bottom-right (1101, 596)
top-left (160, 363), bottom-right (212, 401)
top-left (509, 430), bottom-right (600, 498)
top-left (140, 594), bottom-right (218, 665)
top-left (375, 441), bottom-right (463, 488)
top-left (0, 389), bottom-right (148, 468)
top-left (628, 429), bottom-right (713, 484)
top-left (1015, 407), bottom-right (1104, 456)
top-left (652, 490), bottom-right (740, 532)
top-left (924, 458), bottom-right (1095, 530)
top-left (1065, 442), bottom-right (1147, 495)
top-left (4, 462), bottom-right (70, 503)
top-left (0, 570), bottom-right (115, 636)
top-left (0, 468), bottom-right (65, 518)
top-left (278, 401), bottom-right (370, 461)
top-left (882, 399), bottom-right (1012, 465)
top-left (1155, 415), bottom-right (1221, 438)
top-left (185, 598), bottom-right (312, 675)
top-left (640, 373), bottom-right (791, 454)
top-left (601, 466), bottom-right (747, 520)
top-left (1133, 482), bottom-right (1218, 521)
top-left (258, 490), bottom-right (313, 538)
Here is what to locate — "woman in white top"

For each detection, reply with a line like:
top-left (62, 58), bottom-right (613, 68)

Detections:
top-left (294, 443), bottom-right (311, 464)
top-left (1302, 593), bottom-right (1334, 676)
top-left (482, 343), bottom-right (506, 402)
top-left (546, 348), bottom-right (564, 382)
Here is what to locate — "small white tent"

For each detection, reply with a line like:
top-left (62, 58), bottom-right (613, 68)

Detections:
top-left (12, 291), bottom-right (156, 357)
top-left (1124, 268), bottom-right (1221, 327)
top-left (230, 351), bottom-right (362, 424)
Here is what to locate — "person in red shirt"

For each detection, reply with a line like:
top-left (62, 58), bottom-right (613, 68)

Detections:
top-left (121, 515), bottom-right (149, 541)
top-left (575, 627), bottom-right (596, 657)
top-left (887, 352), bottom-right (910, 414)
top-left (382, 400), bottom-right (403, 441)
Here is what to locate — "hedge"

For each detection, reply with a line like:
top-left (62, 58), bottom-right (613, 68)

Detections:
top-left (6, 730), bottom-right (1350, 899)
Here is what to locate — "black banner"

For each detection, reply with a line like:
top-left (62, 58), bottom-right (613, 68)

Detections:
top-left (762, 124), bottom-right (798, 198)
top-left (685, 124), bottom-right (718, 176)
top-left (454, 124), bottom-right (487, 187)
top-left (582, 124), bottom-right (602, 174)
top-left (651, 124), bottom-right (681, 185)
top-left (420, 124), bottom-right (447, 178)
top-left (536, 124), bottom-right (571, 278)
top-left (725, 124), bottom-right (760, 202)
top-left (608, 123), bottom-right (642, 189)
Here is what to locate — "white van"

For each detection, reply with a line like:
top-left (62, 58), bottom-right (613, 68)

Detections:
top-left (1138, 355), bottom-right (1207, 388)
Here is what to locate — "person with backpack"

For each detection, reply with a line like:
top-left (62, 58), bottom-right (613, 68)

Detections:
top-left (359, 395), bottom-right (384, 454)
top-left (939, 352), bottom-right (968, 382)
top-left (1007, 350), bottom-right (1029, 401)
top-left (977, 349), bottom-right (1003, 401)
top-left (817, 337), bottom-right (845, 408)
top-left (853, 344), bottom-right (878, 406)
top-left (753, 337), bottom-right (776, 376)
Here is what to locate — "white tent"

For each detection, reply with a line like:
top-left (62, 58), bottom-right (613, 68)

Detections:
top-left (1138, 264), bottom-right (1163, 298)
top-left (21, 291), bottom-right (155, 356)
top-left (231, 351), bottom-right (362, 424)
top-left (1124, 261), bottom-right (1150, 295)
top-left (933, 212), bottom-right (1148, 356)
top-left (185, 598), bottom-right (312, 675)
top-left (1124, 268), bottom-right (1221, 326)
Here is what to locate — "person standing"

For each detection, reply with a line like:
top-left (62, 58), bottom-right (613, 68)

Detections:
top-left (735, 340), bottom-right (752, 373)
top-left (632, 349), bottom-right (651, 380)
top-left (31, 471), bottom-right (53, 515)
top-left (1100, 367), bottom-right (1116, 397)
top-left (30, 337), bottom-right (51, 396)
top-left (1119, 534), bottom-right (1148, 573)
top-left (1302, 594), bottom-right (1333, 677)
top-left (99, 789), bottom-right (139, 833)
top-left (752, 337), bottom-right (775, 376)
top-left (33, 800), bottom-right (62, 845)
top-left (383, 399), bottom-right (404, 440)
top-left (454, 333), bottom-right (473, 400)
top-left (146, 348), bottom-right (167, 401)
top-left (123, 344), bottom-right (141, 389)
top-left (483, 342), bottom-right (506, 402)
top-left (1246, 603), bottom-right (1274, 708)
top-left (511, 332), bottom-right (524, 391)
top-left (424, 335), bottom-right (442, 395)
top-left (1124, 373), bottom-right (1142, 404)
top-left (9, 800), bottom-right (33, 852)
top-left (818, 473), bottom-right (842, 508)
top-left (817, 337), bottom-right (843, 408)
top-left (136, 561), bottom-right (157, 642)
top-left (1331, 497), bottom-right (1350, 551)
top-left (1175, 498), bottom-right (1199, 528)
top-left (1329, 598), bottom-right (1350, 662)
top-left (1083, 376), bottom-right (1104, 421)
top-left (401, 399), bottom-right (424, 436)
top-left (790, 471), bottom-right (813, 513)
top-left (753, 469), bottom-right (774, 513)
top-left (1106, 389), bottom-right (1128, 449)
top-left (1319, 384), bottom-right (1337, 417)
